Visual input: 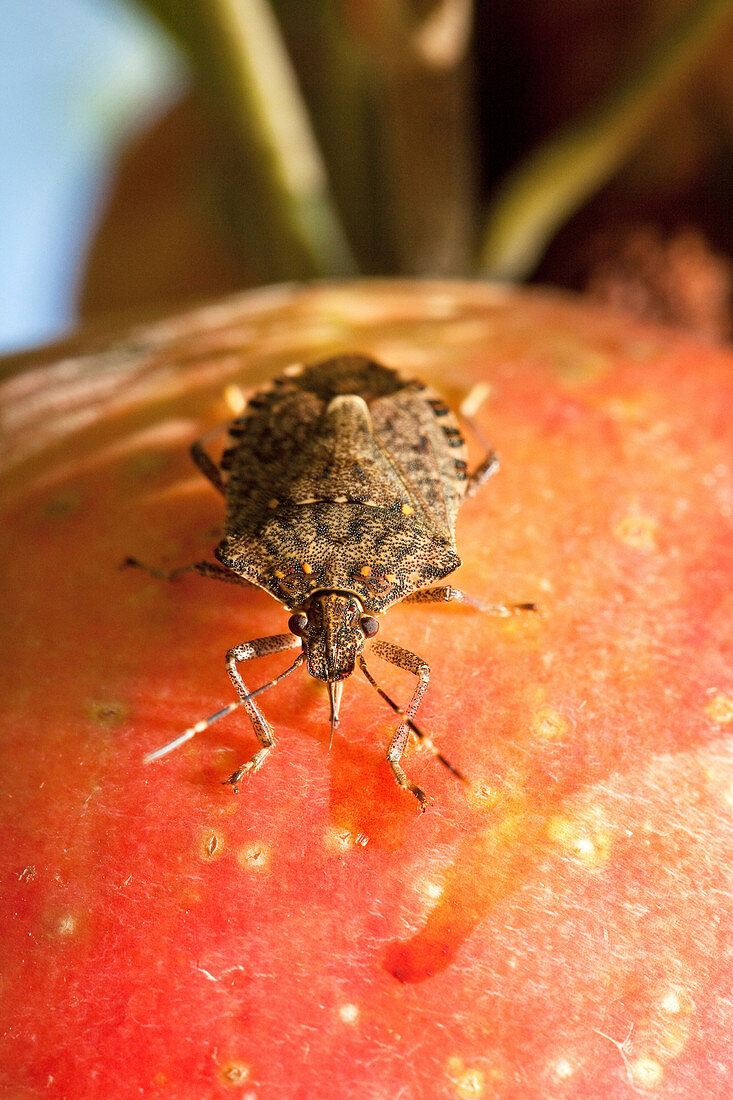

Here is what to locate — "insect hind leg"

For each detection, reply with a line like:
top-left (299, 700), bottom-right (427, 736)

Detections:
top-left (402, 585), bottom-right (538, 615)
top-left (225, 633), bottom-right (302, 790)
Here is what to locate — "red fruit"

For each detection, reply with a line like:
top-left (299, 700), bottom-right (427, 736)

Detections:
top-left (2, 281), bottom-right (732, 1098)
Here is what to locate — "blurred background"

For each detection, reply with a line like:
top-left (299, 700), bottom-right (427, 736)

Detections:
top-left (0, 0), bottom-right (182, 350)
top-left (2, 0), bottom-right (733, 354)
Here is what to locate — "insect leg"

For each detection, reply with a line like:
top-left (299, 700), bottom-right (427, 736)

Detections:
top-left (225, 633), bottom-right (303, 790)
top-left (143, 651), bottom-right (303, 765)
top-left (402, 585), bottom-right (538, 615)
top-left (123, 557), bottom-right (254, 588)
top-left (456, 386), bottom-right (501, 500)
top-left (191, 435), bottom-right (225, 493)
top-left (465, 449), bottom-right (499, 500)
top-left (360, 640), bottom-right (431, 811)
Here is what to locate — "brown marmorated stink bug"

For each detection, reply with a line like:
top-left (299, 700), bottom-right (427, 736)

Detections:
top-left (127, 355), bottom-right (536, 809)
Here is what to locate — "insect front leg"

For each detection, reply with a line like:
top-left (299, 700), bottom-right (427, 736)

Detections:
top-left (367, 640), bottom-right (431, 810)
top-left (225, 633), bottom-right (302, 790)
top-left (402, 585), bottom-right (538, 615)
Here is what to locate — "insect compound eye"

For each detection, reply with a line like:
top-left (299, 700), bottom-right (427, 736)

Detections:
top-left (360, 615), bottom-right (379, 638)
top-left (288, 612), bottom-right (309, 637)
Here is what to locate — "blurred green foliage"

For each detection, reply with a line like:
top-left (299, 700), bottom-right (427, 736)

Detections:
top-left (133, 0), bottom-right (733, 282)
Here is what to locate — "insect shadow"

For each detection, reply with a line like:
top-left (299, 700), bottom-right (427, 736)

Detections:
top-left (126, 355), bottom-right (536, 810)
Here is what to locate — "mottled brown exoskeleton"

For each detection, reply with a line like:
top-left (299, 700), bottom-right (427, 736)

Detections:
top-left (128, 355), bottom-right (535, 809)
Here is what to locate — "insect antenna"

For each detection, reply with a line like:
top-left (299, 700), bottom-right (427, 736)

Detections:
top-left (143, 653), bottom-right (305, 763)
top-left (357, 656), bottom-right (466, 782)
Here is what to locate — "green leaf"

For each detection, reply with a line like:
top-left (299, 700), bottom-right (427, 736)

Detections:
top-left (478, 0), bottom-right (733, 281)
top-left (136, 0), bottom-right (357, 279)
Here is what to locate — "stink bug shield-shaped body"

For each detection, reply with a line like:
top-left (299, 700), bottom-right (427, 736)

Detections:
top-left (133, 356), bottom-right (533, 809)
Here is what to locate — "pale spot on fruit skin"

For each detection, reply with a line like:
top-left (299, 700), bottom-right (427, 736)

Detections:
top-left (338, 1003), bottom-right (359, 1024)
top-left (546, 814), bottom-right (612, 871)
top-left (196, 828), bottom-right (227, 862)
top-left (41, 908), bottom-right (84, 943)
top-left (629, 1055), bottom-right (664, 1089)
top-left (531, 705), bottom-right (569, 740)
top-left (646, 981), bottom-right (694, 1060)
top-left (465, 782), bottom-right (503, 811)
top-left (551, 1056), bottom-right (576, 1081)
top-left (325, 827), bottom-right (354, 852)
top-left (237, 842), bottom-right (272, 873)
top-left (324, 826), bottom-right (369, 853)
top-left (658, 988), bottom-right (684, 1015)
top-left (705, 694), bottom-right (733, 724)
top-left (603, 983), bottom-right (694, 1088)
top-left (454, 1069), bottom-right (484, 1099)
top-left (614, 511), bottom-right (658, 550)
top-left (54, 913), bottom-right (77, 938)
top-left (418, 876), bottom-right (445, 903)
top-left (216, 1059), bottom-right (250, 1088)
top-left (446, 1058), bottom-right (486, 1099)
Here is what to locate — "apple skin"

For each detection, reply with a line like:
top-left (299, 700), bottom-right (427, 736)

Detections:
top-left (1, 281), bottom-right (732, 1099)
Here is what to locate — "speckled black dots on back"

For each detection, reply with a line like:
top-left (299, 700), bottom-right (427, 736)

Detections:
top-left (215, 355), bottom-right (471, 612)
